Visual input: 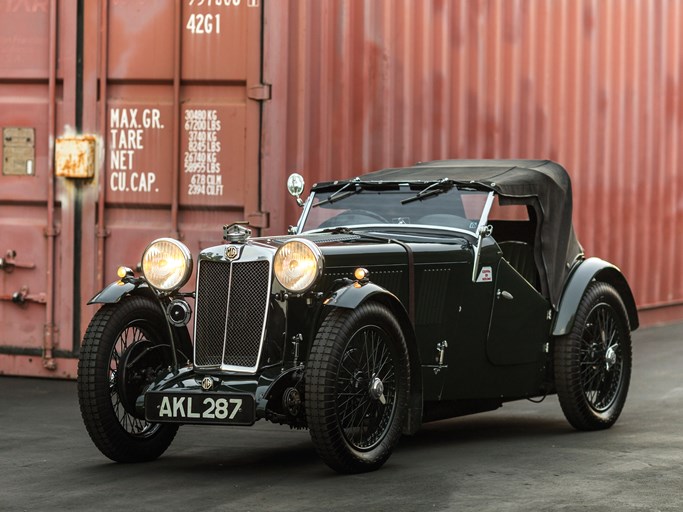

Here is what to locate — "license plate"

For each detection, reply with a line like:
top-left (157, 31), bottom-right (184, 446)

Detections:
top-left (145, 391), bottom-right (255, 425)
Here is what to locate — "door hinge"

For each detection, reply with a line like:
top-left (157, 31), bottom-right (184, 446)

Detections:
top-left (247, 83), bottom-right (272, 101)
top-left (247, 211), bottom-right (270, 229)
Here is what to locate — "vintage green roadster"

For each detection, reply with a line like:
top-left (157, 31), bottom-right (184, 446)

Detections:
top-left (78, 159), bottom-right (638, 473)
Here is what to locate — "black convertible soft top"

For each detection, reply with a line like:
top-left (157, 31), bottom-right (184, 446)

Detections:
top-left (316, 159), bottom-right (584, 307)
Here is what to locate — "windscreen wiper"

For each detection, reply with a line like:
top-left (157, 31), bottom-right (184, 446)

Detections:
top-left (313, 179), bottom-right (399, 207)
top-left (313, 179), bottom-right (360, 207)
top-left (320, 226), bottom-right (394, 244)
top-left (400, 178), bottom-right (453, 205)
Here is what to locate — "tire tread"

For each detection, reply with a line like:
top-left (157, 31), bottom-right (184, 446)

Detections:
top-left (306, 302), bottom-right (410, 473)
top-left (554, 282), bottom-right (632, 431)
top-left (77, 296), bottom-right (179, 462)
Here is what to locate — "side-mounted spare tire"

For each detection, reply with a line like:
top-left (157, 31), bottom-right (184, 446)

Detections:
top-left (78, 295), bottom-right (190, 462)
top-left (306, 302), bottom-right (410, 473)
top-left (554, 282), bottom-right (632, 430)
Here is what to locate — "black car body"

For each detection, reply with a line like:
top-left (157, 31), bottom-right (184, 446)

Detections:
top-left (78, 159), bottom-right (638, 473)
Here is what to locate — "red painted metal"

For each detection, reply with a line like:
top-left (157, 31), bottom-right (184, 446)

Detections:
top-left (44, 0), bottom-right (57, 371)
top-left (2, 0), bottom-right (683, 379)
top-left (261, 0), bottom-right (683, 322)
top-left (0, 0), bottom-right (78, 378)
top-left (1, 0), bottom-right (264, 377)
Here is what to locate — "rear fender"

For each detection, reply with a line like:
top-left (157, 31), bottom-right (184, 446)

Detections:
top-left (553, 257), bottom-right (639, 336)
top-left (324, 282), bottom-right (423, 435)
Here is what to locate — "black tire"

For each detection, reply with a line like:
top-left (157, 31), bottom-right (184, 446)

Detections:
top-left (306, 302), bottom-right (410, 473)
top-left (78, 295), bottom-right (182, 462)
top-left (554, 282), bottom-right (632, 430)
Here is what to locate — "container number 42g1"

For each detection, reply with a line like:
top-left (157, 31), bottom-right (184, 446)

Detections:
top-left (186, 14), bottom-right (221, 35)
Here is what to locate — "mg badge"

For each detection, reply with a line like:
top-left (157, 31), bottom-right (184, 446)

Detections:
top-left (201, 377), bottom-right (214, 391)
top-left (226, 245), bottom-right (239, 260)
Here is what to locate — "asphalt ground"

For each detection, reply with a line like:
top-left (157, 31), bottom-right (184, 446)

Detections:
top-left (1, 322), bottom-right (682, 512)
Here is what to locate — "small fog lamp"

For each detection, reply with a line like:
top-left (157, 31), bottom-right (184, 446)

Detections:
top-left (117, 266), bottom-right (134, 279)
top-left (354, 268), bottom-right (369, 281)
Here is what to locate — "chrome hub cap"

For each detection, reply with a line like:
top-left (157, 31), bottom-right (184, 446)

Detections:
top-left (369, 376), bottom-right (385, 403)
top-left (605, 345), bottom-right (617, 371)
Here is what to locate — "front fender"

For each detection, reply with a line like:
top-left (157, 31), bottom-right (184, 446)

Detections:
top-left (553, 257), bottom-right (639, 336)
top-left (323, 281), bottom-right (422, 435)
top-left (88, 280), bottom-right (193, 365)
top-left (87, 279), bottom-right (152, 305)
top-left (324, 282), bottom-right (402, 310)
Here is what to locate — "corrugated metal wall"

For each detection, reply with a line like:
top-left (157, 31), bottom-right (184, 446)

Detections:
top-left (262, 0), bottom-right (683, 323)
top-left (1, 0), bottom-right (682, 378)
top-left (0, 0), bottom-right (78, 377)
top-left (0, 0), bottom-right (265, 378)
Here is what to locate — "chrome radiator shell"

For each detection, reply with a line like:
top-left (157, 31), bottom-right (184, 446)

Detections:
top-left (193, 245), bottom-right (273, 374)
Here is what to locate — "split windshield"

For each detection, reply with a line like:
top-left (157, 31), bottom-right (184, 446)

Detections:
top-left (300, 182), bottom-right (491, 234)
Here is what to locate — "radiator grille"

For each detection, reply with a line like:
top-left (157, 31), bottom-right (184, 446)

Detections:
top-left (194, 259), bottom-right (271, 370)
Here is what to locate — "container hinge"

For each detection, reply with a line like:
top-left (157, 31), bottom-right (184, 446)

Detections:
top-left (44, 225), bottom-right (60, 238)
top-left (43, 323), bottom-right (58, 371)
top-left (247, 84), bottom-right (272, 101)
top-left (247, 211), bottom-right (270, 229)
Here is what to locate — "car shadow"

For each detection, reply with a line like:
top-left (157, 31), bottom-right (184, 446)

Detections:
top-left (78, 411), bottom-right (576, 480)
top-left (398, 413), bottom-right (572, 452)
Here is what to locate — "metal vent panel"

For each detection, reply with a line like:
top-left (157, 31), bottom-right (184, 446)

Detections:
top-left (416, 268), bottom-right (451, 324)
top-left (194, 260), bottom-right (231, 367)
top-left (223, 260), bottom-right (271, 367)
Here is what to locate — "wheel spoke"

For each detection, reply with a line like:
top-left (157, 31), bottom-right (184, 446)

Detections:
top-left (107, 324), bottom-right (161, 437)
top-left (579, 303), bottom-right (624, 412)
top-left (337, 390), bottom-right (367, 410)
top-left (335, 324), bottom-right (396, 450)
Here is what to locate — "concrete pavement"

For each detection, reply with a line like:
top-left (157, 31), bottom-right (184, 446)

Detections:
top-left (1, 322), bottom-right (682, 511)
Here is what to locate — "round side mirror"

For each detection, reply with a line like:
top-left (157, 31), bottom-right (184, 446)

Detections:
top-left (287, 173), bottom-right (305, 206)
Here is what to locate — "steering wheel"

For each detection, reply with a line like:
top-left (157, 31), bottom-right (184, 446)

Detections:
top-left (319, 210), bottom-right (388, 228)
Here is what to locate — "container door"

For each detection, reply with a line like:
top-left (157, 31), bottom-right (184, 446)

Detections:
top-left (79, 0), bottom-right (266, 329)
top-left (0, 1), bottom-right (78, 378)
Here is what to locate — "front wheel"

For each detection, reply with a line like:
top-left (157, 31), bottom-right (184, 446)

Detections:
top-left (305, 302), bottom-right (410, 473)
top-left (554, 282), bottom-right (632, 430)
top-left (78, 295), bottom-right (186, 462)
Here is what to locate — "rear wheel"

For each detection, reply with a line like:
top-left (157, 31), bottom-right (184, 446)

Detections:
top-left (78, 295), bottom-right (186, 462)
top-left (306, 302), bottom-right (410, 473)
top-left (554, 282), bottom-right (632, 430)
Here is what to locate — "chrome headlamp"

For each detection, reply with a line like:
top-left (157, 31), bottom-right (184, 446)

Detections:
top-left (141, 238), bottom-right (193, 292)
top-left (273, 238), bottom-right (323, 293)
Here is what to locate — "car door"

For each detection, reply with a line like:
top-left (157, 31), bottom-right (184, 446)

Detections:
top-left (486, 256), bottom-right (551, 366)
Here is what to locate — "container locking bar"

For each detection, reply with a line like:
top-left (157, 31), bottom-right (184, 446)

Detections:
top-left (0, 250), bottom-right (36, 273)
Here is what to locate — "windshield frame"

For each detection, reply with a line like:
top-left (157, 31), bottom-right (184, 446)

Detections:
top-left (294, 181), bottom-right (495, 238)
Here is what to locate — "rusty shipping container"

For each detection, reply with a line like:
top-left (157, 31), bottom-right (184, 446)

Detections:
top-left (1, 0), bottom-right (682, 378)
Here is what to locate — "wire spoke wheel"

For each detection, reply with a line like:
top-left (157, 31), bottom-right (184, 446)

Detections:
top-left (336, 325), bottom-right (397, 450)
top-left (109, 324), bottom-right (161, 438)
top-left (78, 295), bottom-right (186, 462)
top-left (306, 302), bottom-right (410, 473)
top-left (579, 304), bottom-right (623, 412)
top-left (555, 282), bottom-right (632, 431)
